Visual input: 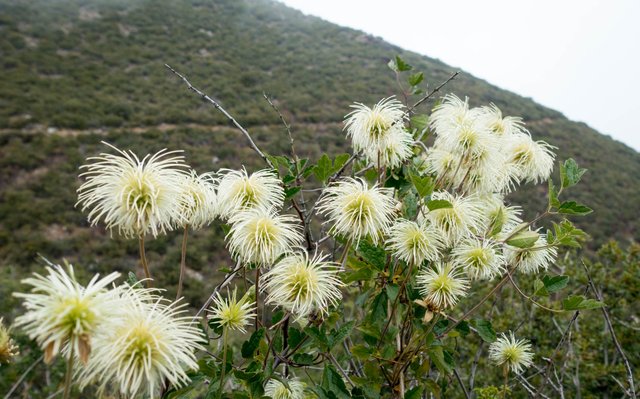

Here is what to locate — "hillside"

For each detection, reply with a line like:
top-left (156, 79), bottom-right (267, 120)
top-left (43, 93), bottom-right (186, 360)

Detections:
top-left (0, 0), bottom-right (638, 283)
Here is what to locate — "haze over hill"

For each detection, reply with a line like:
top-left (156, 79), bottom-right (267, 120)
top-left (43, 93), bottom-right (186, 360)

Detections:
top-left (0, 0), bottom-right (638, 282)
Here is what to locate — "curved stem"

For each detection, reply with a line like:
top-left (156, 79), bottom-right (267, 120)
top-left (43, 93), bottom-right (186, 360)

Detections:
top-left (139, 235), bottom-right (152, 288)
top-left (62, 347), bottom-right (75, 399)
top-left (176, 225), bottom-right (189, 300)
top-left (219, 327), bottom-right (229, 395)
top-left (507, 273), bottom-right (564, 313)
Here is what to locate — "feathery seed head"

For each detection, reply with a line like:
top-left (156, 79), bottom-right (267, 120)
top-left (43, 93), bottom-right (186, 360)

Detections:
top-left (177, 170), bottom-right (218, 229)
top-left (505, 234), bottom-right (557, 274)
top-left (217, 168), bottom-right (284, 219)
top-left (0, 318), bottom-right (18, 365)
top-left (227, 207), bottom-right (303, 266)
top-left (263, 251), bottom-right (344, 320)
top-left (452, 238), bottom-right (504, 280)
top-left (477, 104), bottom-right (525, 137)
top-left (489, 332), bottom-right (534, 374)
top-left (344, 97), bottom-right (406, 153)
top-left (506, 133), bottom-right (556, 184)
top-left (430, 94), bottom-right (475, 135)
top-left (208, 288), bottom-right (256, 333)
top-left (386, 219), bottom-right (442, 266)
top-left (77, 142), bottom-right (188, 238)
top-left (364, 126), bottom-right (414, 169)
top-left (317, 177), bottom-right (396, 246)
top-left (78, 287), bottom-right (204, 398)
top-left (264, 378), bottom-right (306, 399)
top-left (424, 191), bottom-right (484, 245)
top-left (416, 263), bottom-right (469, 310)
top-left (13, 264), bottom-right (121, 364)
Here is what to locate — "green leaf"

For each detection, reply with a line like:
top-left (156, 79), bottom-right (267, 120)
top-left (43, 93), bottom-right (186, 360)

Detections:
top-left (473, 318), bottom-right (497, 343)
top-left (333, 153), bottom-right (351, 173)
top-left (542, 275), bottom-right (569, 293)
top-left (241, 328), bottom-right (265, 358)
top-left (506, 230), bottom-right (539, 249)
top-left (533, 278), bottom-right (548, 296)
top-left (321, 365), bottom-right (351, 399)
top-left (127, 271), bottom-right (138, 286)
top-left (292, 353), bottom-right (315, 365)
top-left (558, 201), bottom-right (593, 215)
top-left (409, 172), bottom-right (434, 198)
top-left (562, 295), bottom-right (605, 310)
top-left (389, 55), bottom-right (412, 72)
top-left (305, 326), bottom-right (329, 351)
top-left (426, 199), bottom-right (452, 211)
top-left (405, 386), bottom-right (424, 399)
top-left (551, 220), bottom-right (588, 248)
top-left (351, 344), bottom-right (370, 360)
top-left (427, 346), bottom-right (453, 375)
top-left (385, 284), bottom-right (400, 302)
top-left (408, 72), bottom-right (424, 86)
top-left (357, 241), bottom-right (386, 271)
top-left (455, 320), bottom-right (471, 336)
top-left (284, 186), bottom-right (301, 199)
top-left (314, 153), bottom-right (332, 183)
top-left (328, 321), bottom-right (355, 350)
top-left (560, 158), bottom-right (587, 189)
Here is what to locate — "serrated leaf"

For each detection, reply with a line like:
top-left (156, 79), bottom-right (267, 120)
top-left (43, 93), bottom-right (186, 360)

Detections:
top-left (328, 321), bottom-right (355, 350)
top-left (395, 55), bottom-right (413, 71)
top-left (560, 158), bottom-right (587, 189)
top-left (473, 318), bottom-right (497, 343)
top-left (241, 328), bottom-right (265, 358)
top-left (304, 326), bottom-right (329, 351)
top-left (426, 199), bottom-right (452, 211)
top-left (563, 295), bottom-right (605, 310)
top-left (314, 153), bottom-right (332, 183)
top-left (410, 114), bottom-right (429, 135)
top-left (506, 230), bottom-right (539, 249)
top-left (321, 365), bottom-right (351, 399)
top-left (385, 284), bottom-right (400, 301)
top-left (357, 241), bottom-right (386, 271)
top-left (558, 201), bottom-right (593, 215)
top-left (542, 275), bottom-right (569, 293)
top-left (284, 186), bottom-right (301, 199)
top-left (408, 72), bottom-right (424, 86)
top-left (333, 153), bottom-right (351, 173)
top-left (351, 344), bottom-right (370, 360)
top-left (548, 179), bottom-right (561, 208)
top-left (427, 346), bottom-right (453, 375)
top-left (409, 172), bottom-right (434, 198)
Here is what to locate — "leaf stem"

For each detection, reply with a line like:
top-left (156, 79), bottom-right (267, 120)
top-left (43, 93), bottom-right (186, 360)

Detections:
top-left (176, 224), bottom-right (189, 300)
top-left (139, 235), bottom-right (152, 288)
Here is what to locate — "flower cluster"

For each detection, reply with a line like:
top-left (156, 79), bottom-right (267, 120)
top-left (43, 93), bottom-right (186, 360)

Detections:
top-left (14, 264), bottom-right (203, 398)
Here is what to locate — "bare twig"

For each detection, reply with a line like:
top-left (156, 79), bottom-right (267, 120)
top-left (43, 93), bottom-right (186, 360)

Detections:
top-left (454, 368), bottom-right (471, 399)
top-left (582, 260), bottom-right (636, 398)
top-left (407, 71), bottom-right (460, 114)
top-left (165, 64), bottom-right (273, 168)
top-left (4, 355), bottom-right (44, 399)
top-left (191, 261), bottom-right (243, 323)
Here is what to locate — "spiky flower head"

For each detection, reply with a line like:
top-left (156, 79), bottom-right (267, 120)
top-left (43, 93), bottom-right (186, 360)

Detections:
top-left (505, 234), bottom-right (557, 274)
top-left (476, 104), bottom-right (525, 137)
top-left (263, 251), bottom-right (344, 320)
top-left (13, 263), bottom-right (121, 364)
top-left (423, 191), bottom-right (484, 245)
top-left (227, 207), bottom-right (303, 266)
top-left (416, 263), bottom-right (469, 310)
top-left (489, 332), bottom-right (534, 374)
top-left (0, 318), bottom-right (19, 365)
top-left (505, 133), bottom-right (556, 184)
top-left (479, 194), bottom-right (523, 239)
top-left (208, 288), bottom-right (256, 333)
top-left (317, 178), bottom-right (396, 246)
top-left (216, 168), bottom-right (284, 219)
top-left (364, 126), bottom-right (414, 169)
top-left (452, 238), bottom-right (504, 280)
top-left (386, 219), bottom-right (442, 266)
top-left (430, 94), bottom-right (474, 135)
top-left (77, 142), bottom-right (188, 238)
top-left (344, 97), bottom-right (406, 153)
top-left (78, 287), bottom-right (204, 398)
top-left (264, 377), bottom-right (306, 399)
top-left (177, 170), bottom-right (218, 229)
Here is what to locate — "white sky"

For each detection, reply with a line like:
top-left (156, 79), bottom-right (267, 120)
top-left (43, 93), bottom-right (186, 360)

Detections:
top-left (279, 0), bottom-right (640, 151)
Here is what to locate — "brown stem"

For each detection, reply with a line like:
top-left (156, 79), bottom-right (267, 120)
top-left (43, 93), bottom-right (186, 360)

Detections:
top-left (255, 267), bottom-right (261, 331)
top-left (139, 235), bottom-right (152, 288)
top-left (176, 224), bottom-right (189, 300)
top-left (62, 346), bottom-right (75, 399)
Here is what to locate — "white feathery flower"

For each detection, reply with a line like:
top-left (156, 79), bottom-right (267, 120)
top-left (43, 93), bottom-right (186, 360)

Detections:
top-left (505, 234), bottom-right (557, 274)
top-left (0, 318), bottom-right (19, 366)
top-left (453, 146), bottom-right (513, 194)
top-left (476, 104), bottom-right (525, 137)
top-left (506, 133), bottom-right (556, 184)
top-left (317, 177), bottom-right (396, 246)
top-left (364, 126), bottom-right (414, 169)
top-left (216, 168), bottom-right (284, 219)
top-left (416, 263), bottom-right (469, 310)
top-left (227, 207), bottom-right (303, 266)
top-left (434, 121), bottom-right (496, 158)
top-left (263, 251), bottom-right (344, 319)
top-left (77, 142), bottom-right (188, 238)
top-left (479, 194), bottom-right (523, 239)
top-left (344, 97), bottom-right (406, 153)
top-left (13, 264), bottom-right (121, 364)
top-left (386, 219), bottom-right (442, 266)
top-left (423, 191), bottom-right (484, 245)
top-left (489, 332), bottom-right (534, 374)
top-left (452, 238), bottom-right (504, 280)
top-left (208, 289), bottom-right (256, 333)
top-left (177, 170), bottom-right (218, 229)
top-left (264, 377), bottom-right (306, 399)
top-left (78, 287), bottom-right (204, 398)
top-left (429, 94), bottom-right (477, 135)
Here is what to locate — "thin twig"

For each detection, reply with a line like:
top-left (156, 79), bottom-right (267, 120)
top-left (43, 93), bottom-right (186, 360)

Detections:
top-left (191, 262), bottom-right (243, 324)
top-left (165, 64), bottom-right (273, 168)
top-left (582, 260), bottom-right (636, 398)
top-left (139, 235), bottom-right (152, 288)
top-left (176, 224), bottom-right (189, 300)
top-left (407, 71), bottom-right (460, 115)
top-left (4, 355), bottom-right (44, 399)
top-left (454, 368), bottom-right (471, 399)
